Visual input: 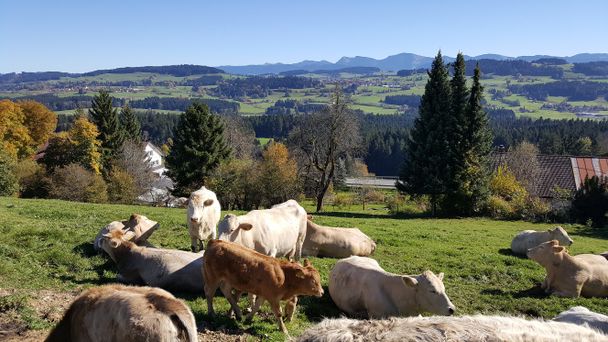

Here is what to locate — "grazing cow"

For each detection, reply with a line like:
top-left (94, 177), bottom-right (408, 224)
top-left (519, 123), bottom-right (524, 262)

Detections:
top-left (217, 199), bottom-right (307, 260)
top-left (100, 226), bottom-right (204, 293)
top-left (527, 240), bottom-right (608, 297)
top-left (93, 214), bottom-right (159, 252)
top-left (303, 220), bottom-right (376, 258)
top-left (203, 239), bottom-right (323, 334)
top-left (296, 316), bottom-right (608, 342)
top-left (511, 226), bottom-right (573, 255)
top-left (187, 186), bottom-right (221, 252)
top-left (329, 256), bottom-right (455, 318)
top-left (554, 306), bottom-right (608, 334)
top-left (45, 284), bottom-right (197, 342)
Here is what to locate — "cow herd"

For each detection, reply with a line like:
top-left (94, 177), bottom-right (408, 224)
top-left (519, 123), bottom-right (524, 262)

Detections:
top-left (44, 186), bottom-right (608, 341)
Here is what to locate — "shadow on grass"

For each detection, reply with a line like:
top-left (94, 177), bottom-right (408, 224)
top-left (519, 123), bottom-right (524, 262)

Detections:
top-left (299, 286), bottom-right (342, 322)
top-left (498, 248), bottom-right (527, 259)
top-left (512, 284), bottom-right (548, 299)
top-left (572, 225), bottom-right (608, 241)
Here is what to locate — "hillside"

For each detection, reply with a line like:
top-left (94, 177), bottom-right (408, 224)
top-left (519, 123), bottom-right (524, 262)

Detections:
top-left (1, 197), bottom-right (607, 341)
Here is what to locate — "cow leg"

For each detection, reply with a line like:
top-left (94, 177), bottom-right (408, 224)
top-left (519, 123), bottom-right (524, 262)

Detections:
top-left (198, 239), bottom-right (204, 252)
top-left (220, 283), bottom-right (243, 320)
top-left (284, 296), bottom-right (298, 322)
top-left (244, 297), bottom-right (265, 323)
top-left (268, 299), bottom-right (288, 334)
top-left (204, 280), bottom-right (221, 317)
top-left (245, 293), bottom-right (256, 313)
top-left (190, 236), bottom-right (198, 252)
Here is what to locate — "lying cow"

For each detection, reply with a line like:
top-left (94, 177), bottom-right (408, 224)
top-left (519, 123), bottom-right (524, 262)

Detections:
top-left (203, 239), bottom-right (323, 334)
top-left (554, 306), bottom-right (608, 334)
top-left (187, 186), bottom-right (221, 252)
top-left (511, 226), bottom-right (573, 256)
top-left (45, 284), bottom-right (197, 342)
top-left (93, 213), bottom-right (159, 252)
top-left (217, 199), bottom-right (307, 260)
top-left (527, 240), bottom-right (608, 297)
top-left (329, 256), bottom-right (455, 318)
top-left (296, 315), bottom-right (608, 342)
top-left (303, 220), bottom-right (376, 258)
top-left (100, 226), bottom-right (204, 293)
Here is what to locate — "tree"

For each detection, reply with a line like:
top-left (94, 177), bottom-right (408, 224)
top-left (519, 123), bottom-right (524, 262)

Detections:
top-left (0, 99), bottom-right (32, 159)
top-left (115, 140), bottom-right (156, 196)
top-left (398, 51), bottom-right (452, 215)
top-left (17, 100), bottom-right (57, 148)
top-left (221, 115), bottom-right (257, 159)
top-left (88, 90), bottom-right (125, 170)
top-left (257, 142), bottom-right (300, 207)
top-left (571, 176), bottom-right (608, 227)
top-left (505, 141), bottom-right (540, 195)
top-left (289, 85), bottom-right (361, 212)
top-left (0, 151), bottom-right (18, 196)
top-left (120, 104), bottom-right (142, 142)
top-left (165, 102), bottom-right (231, 196)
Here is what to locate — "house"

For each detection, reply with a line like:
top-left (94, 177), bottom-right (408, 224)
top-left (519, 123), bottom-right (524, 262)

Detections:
top-left (144, 142), bottom-right (167, 176)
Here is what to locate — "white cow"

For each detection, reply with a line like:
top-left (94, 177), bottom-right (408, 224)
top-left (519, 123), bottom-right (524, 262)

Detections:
top-left (329, 256), bottom-right (455, 318)
top-left (554, 306), bottom-right (608, 334)
top-left (296, 316), bottom-right (608, 342)
top-left (217, 199), bottom-right (307, 260)
top-left (93, 214), bottom-right (159, 252)
top-left (511, 226), bottom-right (573, 256)
top-left (187, 186), bottom-right (221, 252)
top-left (303, 220), bottom-right (376, 258)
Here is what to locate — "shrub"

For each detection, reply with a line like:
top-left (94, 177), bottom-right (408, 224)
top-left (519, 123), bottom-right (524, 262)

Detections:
top-left (49, 164), bottom-right (107, 203)
top-left (332, 192), bottom-right (354, 209)
top-left (486, 195), bottom-right (515, 219)
top-left (0, 152), bottom-right (18, 196)
top-left (571, 176), bottom-right (608, 227)
top-left (106, 167), bottom-right (138, 204)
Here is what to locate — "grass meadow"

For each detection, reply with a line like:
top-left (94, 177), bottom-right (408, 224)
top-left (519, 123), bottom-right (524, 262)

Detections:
top-left (1, 196), bottom-right (608, 340)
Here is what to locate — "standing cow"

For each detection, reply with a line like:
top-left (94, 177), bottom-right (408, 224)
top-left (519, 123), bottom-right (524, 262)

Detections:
top-left (511, 226), bottom-right (573, 256)
top-left (187, 186), bottom-right (221, 252)
top-left (217, 199), bottom-right (307, 261)
top-left (45, 284), bottom-right (197, 342)
top-left (528, 240), bottom-right (608, 297)
top-left (329, 256), bottom-right (455, 318)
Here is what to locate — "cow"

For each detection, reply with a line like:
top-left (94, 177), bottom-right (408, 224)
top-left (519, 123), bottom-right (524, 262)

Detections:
top-left (554, 306), bottom-right (608, 334)
top-left (511, 226), bottom-right (573, 256)
top-left (100, 226), bottom-right (204, 293)
top-left (329, 256), bottom-right (455, 318)
top-left (296, 315), bottom-right (608, 342)
top-left (93, 213), bottom-right (159, 252)
top-left (203, 239), bottom-right (323, 334)
top-left (187, 186), bottom-right (221, 252)
top-left (527, 240), bottom-right (608, 297)
top-left (217, 199), bottom-right (307, 261)
top-left (303, 220), bottom-right (376, 258)
top-left (45, 284), bottom-right (197, 342)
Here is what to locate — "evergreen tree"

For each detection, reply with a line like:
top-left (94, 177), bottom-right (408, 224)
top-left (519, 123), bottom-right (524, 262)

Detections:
top-left (120, 104), bottom-right (142, 142)
top-left (166, 102), bottom-right (231, 196)
top-left (88, 90), bottom-right (125, 170)
top-left (398, 51), bottom-right (452, 215)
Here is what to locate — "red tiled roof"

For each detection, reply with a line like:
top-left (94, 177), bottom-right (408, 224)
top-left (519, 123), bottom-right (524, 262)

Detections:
top-left (571, 157), bottom-right (608, 189)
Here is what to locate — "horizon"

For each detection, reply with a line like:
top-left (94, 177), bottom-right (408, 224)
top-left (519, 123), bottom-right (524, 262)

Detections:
top-left (1, 0), bottom-right (608, 73)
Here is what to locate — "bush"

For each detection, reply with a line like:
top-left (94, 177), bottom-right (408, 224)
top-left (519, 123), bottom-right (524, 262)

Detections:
top-left (0, 152), bottom-right (18, 196)
top-left (207, 158), bottom-right (259, 210)
top-left (106, 167), bottom-right (138, 204)
top-left (571, 176), bottom-right (608, 227)
top-left (332, 192), bottom-right (354, 209)
top-left (486, 195), bottom-right (515, 219)
top-left (49, 164), bottom-right (107, 203)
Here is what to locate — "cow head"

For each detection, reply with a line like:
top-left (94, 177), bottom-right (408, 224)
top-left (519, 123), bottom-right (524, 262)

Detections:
top-left (549, 226), bottom-right (573, 247)
top-left (123, 214), bottom-right (159, 243)
top-left (404, 270), bottom-right (455, 316)
top-left (527, 239), bottom-right (565, 266)
top-left (294, 259), bottom-right (324, 297)
top-left (188, 192), bottom-right (215, 224)
top-left (217, 214), bottom-right (253, 241)
top-left (100, 227), bottom-right (136, 262)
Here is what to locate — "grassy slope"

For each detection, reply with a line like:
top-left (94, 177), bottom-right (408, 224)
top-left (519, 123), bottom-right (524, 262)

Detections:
top-left (1, 197), bottom-right (608, 340)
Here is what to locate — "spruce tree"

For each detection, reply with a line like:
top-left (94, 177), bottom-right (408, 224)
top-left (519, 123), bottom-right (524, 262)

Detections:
top-left (398, 51), bottom-right (452, 215)
top-left (120, 104), bottom-right (142, 142)
top-left (166, 102), bottom-right (231, 196)
top-left (88, 90), bottom-right (125, 170)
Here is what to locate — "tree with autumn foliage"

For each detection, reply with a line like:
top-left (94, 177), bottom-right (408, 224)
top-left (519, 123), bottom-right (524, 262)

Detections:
top-left (257, 142), bottom-right (300, 207)
top-left (17, 100), bottom-right (58, 149)
top-left (0, 99), bottom-right (33, 159)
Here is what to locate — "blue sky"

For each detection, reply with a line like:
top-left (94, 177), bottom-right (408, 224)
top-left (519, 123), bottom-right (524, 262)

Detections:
top-left (1, 0), bottom-right (607, 73)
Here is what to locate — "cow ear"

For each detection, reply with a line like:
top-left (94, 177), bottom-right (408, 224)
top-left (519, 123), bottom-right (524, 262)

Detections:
top-left (102, 232), bottom-right (113, 238)
top-left (307, 214), bottom-right (314, 220)
top-left (303, 259), bottom-right (311, 267)
top-left (295, 269), bottom-right (306, 279)
top-left (238, 223), bottom-right (253, 231)
top-left (203, 199), bottom-right (214, 207)
top-left (438, 272), bottom-right (444, 281)
top-left (553, 246), bottom-right (565, 253)
top-left (402, 276), bottom-right (418, 287)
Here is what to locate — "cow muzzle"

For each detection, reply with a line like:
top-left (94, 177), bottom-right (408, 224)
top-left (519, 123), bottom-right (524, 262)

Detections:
top-left (448, 307), bottom-right (455, 315)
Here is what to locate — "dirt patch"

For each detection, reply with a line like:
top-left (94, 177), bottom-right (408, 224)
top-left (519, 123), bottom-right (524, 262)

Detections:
top-left (198, 329), bottom-right (255, 341)
top-left (31, 289), bottom-right (79, 324)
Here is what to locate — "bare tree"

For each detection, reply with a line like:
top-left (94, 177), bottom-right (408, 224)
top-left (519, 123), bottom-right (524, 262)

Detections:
top-left (115, 140), bottom-right (157, 196)
top-left (221, 115), bottom-right (257, 159)
top-left (505, 141), bottom-right (540, 195)
top-left (289, 85), bottom-right (361, 212)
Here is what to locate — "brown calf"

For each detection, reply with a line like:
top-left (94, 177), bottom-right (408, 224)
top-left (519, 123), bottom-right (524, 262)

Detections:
top-left (203, 239), bottom-right (324, 334)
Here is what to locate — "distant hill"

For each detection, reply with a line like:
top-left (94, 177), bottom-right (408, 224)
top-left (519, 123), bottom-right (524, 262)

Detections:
top-left (218, 52), bottom-right (608, 75)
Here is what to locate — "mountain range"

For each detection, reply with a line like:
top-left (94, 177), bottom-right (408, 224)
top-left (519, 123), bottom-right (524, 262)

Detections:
top-left (218, 52), bottom-right (608, 75)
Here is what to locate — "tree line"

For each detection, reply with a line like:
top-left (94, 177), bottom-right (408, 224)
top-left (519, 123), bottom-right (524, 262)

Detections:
top-left (509, 80), bottom-right (608, 101)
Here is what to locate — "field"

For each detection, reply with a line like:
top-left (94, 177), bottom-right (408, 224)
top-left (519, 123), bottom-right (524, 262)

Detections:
top-left (1, 197), bottom-right (608, 341)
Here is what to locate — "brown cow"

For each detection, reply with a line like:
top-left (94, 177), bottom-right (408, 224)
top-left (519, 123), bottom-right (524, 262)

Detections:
top-left (203, 239), bottom-right (324, 334)
top-left (45, 284), bottom-right (197, 342)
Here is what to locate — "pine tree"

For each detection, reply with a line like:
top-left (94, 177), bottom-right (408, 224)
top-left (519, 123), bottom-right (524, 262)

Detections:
top-left (88, 90), bottom-right (125, 170)
top-left (165, 102), bottom-right (231, 196)
top-left (398, 51), bottom-right (452, 215)
top-left (120, 104), bottom-right (142, 142)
